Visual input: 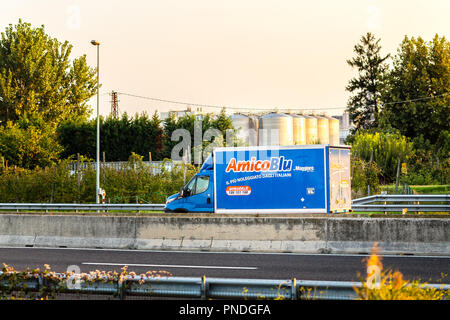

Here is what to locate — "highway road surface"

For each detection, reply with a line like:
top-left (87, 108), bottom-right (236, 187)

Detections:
top-left (0, 247), bottom-right (448, 283)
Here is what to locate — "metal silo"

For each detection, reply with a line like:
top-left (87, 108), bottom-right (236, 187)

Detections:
top-left (316, 115), bottom-right (330, 144)
top-left (304, 115), bottom-right (318, 144)
top-left (248, 115), bottom-right (259, 146)
top-left (231, 114), bottom-right (250, 146)
top-left (325, 115), bottom-right (340, 145)
top-left (259, 113), bottom-right (294, 146)
top-left (292, 115), bottom-right (306, 145)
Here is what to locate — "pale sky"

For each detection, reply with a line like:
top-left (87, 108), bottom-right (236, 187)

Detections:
top-left (1, 0), bottom-right (449, 117)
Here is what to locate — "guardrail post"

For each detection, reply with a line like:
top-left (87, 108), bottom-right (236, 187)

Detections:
top-left (118, 279), bottom-right (126, 300)
top-left (37, 275), bottom-right (46, 300)
top-left (291, 278), bottom-right (298, 300)
top-left (201, 275), bottom-right (208, 300)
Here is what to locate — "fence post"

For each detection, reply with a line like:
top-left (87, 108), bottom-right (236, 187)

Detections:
top-left (77, 153), bottom-right (81, 203)
top-left (395, 157), bottom-right (401, 193)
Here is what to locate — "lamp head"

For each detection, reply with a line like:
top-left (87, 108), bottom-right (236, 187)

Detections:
top-left (91, 40), bottom-right (100, 46)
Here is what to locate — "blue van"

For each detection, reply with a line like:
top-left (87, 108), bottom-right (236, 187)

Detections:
top-left (165, 145), bottom-right (352, 214)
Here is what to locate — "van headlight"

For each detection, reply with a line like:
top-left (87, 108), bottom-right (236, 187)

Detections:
top-left (166, 197), bottom-right (175, 204)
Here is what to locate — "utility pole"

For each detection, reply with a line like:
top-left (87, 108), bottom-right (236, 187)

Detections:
top-left (91, 40), bottom-right (101, 204)
top-left (111, 90), bottom-right (119, 118)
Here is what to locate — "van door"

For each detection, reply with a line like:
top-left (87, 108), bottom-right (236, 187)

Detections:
top-left (329, 147), bottom-right (352, 212)
top-left (190, 175), bottom-right (213, 212)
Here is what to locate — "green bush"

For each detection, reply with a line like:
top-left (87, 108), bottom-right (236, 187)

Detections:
top-left (0, 154), bottom-right (197, 204)
top-left (350, 131), bottom-right (414, 184)
top-left (351, 156), bottom-right (381, 197)
top-left (403, 137), bottom-right (450, 185)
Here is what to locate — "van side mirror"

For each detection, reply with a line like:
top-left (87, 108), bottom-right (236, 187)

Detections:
top-left (180, 188), bottom-right (191, 197)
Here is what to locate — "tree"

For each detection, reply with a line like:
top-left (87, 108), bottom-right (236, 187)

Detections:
top-left (351, 131), bottom-right (413, 183)
top-left (0, 20), bottom-right (97, 126)
top-left (56, 118), bottom-right (96, 159)
top-left (0, 115), bottom-right (62, 169)
top-left (57, 112), bottom-right (165, 161)
top-left (162, 111), bottom-right (235, 164)
top-left (346, 33), bottom-right (390, 131)
top-left (381, 34), bottom-right (450, 146)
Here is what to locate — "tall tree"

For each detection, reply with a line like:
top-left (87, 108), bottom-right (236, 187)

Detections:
top-left (381, 34), bottom-right (450, 146)
top-left (0, 114), bottom-right (62, 169)
top-left (0, 20), bottom-right (97, 126)
top-left (346, 33), bottom-right (390, 131)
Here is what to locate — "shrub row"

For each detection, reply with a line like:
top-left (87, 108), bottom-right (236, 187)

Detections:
top-left (0, 153), bottom-right (197, 204)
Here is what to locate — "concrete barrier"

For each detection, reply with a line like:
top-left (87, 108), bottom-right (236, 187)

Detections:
top-left (0, 214), bottom-right (448, 255)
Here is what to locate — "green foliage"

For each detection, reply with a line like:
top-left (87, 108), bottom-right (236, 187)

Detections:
top-left (103, 153), bottom-right (197, 204)
top-left (0, 19), bottom-right (96, 125)
top-left (0, 263), bottom-right (172, 300)
top-left (351, 131), bottom-right (413, 183)
top-left (346, 33), bottom-right (449, 187)
top-left (57, 112), bottom-right (164, 161)
top-left (381, 34), bottom-right (450, 145)
top-left (0, 20), bottom-right (96, 170)
top-left (403, 135), bottom-right (450, 185)
top-left (354, 244), bottom-right (448, 300)
top-left (355, 269), bottom-right (448, 300)
top-left (56, 118), bottom-right (96, 159)
top-left (346, 32), bottom-right (390, 131)
top-left (0, 115), bottom-right (62, 169)
top-left (0, 154), bottom-right (197, 204)
top-left (162, 109), bottom-right (236, 162)
top-left (351, 156), bottom-right (381, 197)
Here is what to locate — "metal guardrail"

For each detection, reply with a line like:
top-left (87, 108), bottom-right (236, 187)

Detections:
top-left (1, 272), bottom-right (448, 300)
top-left (352, 194), bottom-right (450, 212)
top-left (0, 194), bottom-right (448, 213)
top-left (0, 203), bottom-right (166, 212)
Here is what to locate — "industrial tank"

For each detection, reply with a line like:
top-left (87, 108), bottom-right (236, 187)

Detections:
top-left (259, 113), bottom-right (293, 146)
top-left (292, 115), bottom-right (306, 145)
top-left (248, 115), bottom-right (259, 146)
top-left (316, 115), bottom-right (330, 144)
top-left (325, 115), bottom-right (340, 145)
top-left (230, 114), bottom-right (259, 146)
top-left (304, 115), bottom-right (318, 144)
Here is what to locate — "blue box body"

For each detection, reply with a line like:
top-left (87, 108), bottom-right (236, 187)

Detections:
top-left (213, 145), bottom-right (351, 214)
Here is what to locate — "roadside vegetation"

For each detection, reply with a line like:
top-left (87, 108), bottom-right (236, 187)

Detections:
top-left (354, 243), bottom-right (448, 300)
top-left (0, 153), bottom-right (197, 204)
top-left (346, 32), bottom-right (449, 197)
top-left (1, 244), bottom-right (448, 300)
top-left (0, 21), bottom-right (448, 204)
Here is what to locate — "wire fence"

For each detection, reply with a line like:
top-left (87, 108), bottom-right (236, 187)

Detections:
top-left (68, 161), bottom-right (182, 175)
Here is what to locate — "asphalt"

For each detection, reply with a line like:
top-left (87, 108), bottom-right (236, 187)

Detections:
top-left (0, 247), bottom-right (449, 283)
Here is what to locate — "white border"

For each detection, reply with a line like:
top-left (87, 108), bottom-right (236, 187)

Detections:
top-left (212, 145), bottom-right (343, 214)
top-left (213, 144), bottom-right (334, 152)
top-left (214, 208), bottom-right (327, 214)
top-left (324, 146), bottom-right (328, 212)
top-left (213, 149), bottom-right (218, 212)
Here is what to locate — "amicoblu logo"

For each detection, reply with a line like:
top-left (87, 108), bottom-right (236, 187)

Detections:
top-left (225, 156), bottom-right (293, 173)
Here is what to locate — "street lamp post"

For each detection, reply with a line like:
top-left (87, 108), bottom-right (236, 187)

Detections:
top-left (91, 40), bottom-right (100, 204)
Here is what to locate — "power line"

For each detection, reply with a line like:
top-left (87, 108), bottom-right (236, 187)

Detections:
top-left (116, 91), bottom-right (345, 112)
top-left (115, 91), bottom-right (449, 113)
top-left (380, 92), bottom-right (449, 106)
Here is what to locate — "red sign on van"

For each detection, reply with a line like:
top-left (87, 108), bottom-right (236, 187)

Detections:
top-left (226, 186), bottom-right (252, 196)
